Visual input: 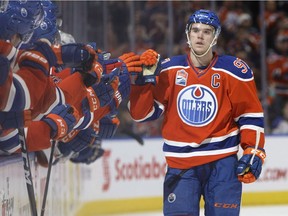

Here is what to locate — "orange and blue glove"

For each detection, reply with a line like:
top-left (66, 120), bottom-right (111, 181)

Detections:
top-left (236, 147), bottom-right (266, 183)
top-left (42, 104), bottom-right (79, 139)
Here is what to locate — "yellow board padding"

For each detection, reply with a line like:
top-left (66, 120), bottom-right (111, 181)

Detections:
top-left (75, 191), bottom-right (288, 216)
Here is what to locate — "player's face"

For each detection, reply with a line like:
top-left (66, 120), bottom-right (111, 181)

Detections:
top-left (189, 23), bottom-right (215, 55)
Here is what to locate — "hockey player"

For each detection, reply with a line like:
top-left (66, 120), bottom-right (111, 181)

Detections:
top-left (128, 9), bottom-right (266, 216)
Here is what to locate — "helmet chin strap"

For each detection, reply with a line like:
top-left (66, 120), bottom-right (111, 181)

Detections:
top-left (186, 31), bottom-right (218, 58)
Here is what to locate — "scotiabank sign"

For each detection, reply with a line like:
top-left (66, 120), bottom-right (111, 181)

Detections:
top-left (114, 156), bottom-right (166, 181)
top-left (80, 138), bottom-right (167, 200)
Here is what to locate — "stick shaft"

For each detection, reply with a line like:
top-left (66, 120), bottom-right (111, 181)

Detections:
top-left (19, 128), bottom-right (38, 216)
top-left (40, 140), bottom-right (56, 216)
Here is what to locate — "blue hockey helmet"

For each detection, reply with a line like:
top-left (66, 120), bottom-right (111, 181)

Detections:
top-left (29, 0), bottom-right (59, 45)
top-left (186, 9), bottom-right (221, 36)
top-left (0, 0), bottom-right (44, 43)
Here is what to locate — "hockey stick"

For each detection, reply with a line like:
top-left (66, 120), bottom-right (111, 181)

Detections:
top-left (40, 140), bottom-right (57, 216)
top-left (120, 129), bottom-right (144, 145)
top-left (168, 169), bottom-right (188, 188)
top-left (238, 128), bottom-right (261, 175)
top-left (19, 127), bottom-right (38, 216)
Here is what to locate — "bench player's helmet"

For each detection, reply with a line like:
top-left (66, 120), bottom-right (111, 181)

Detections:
top-left (0, 0), bottom-right (44, 44)
top-left (26, 0), bottom-right (59, 46)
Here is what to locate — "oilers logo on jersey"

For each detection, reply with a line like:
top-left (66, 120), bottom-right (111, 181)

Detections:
top-left (177, 84), bottom-right (218, 127)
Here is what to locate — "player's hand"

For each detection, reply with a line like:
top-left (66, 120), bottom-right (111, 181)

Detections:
top-left (236, 147), bottom-right (266, 184)
top-left (139, 49), bottom-right (161, 85)
top-left (53, 43), bottom-right (97, 72)
top-left (81, 61), bottom-right (103, 87)
top-left (109, 67), bottom-right (130, 112)
top-left (42, 104), bottom-right (79, 139)
top-left (70, 137), bottom-right (104, 164)
top-left (119, 52), bottom-right (143, 73)
top-left (119, 52), bottom-right (146, 85)
top-left (90, 71), bottom-right (119, 107)
top-left (56, 127), bottom-right (98, 158)
top-left (99, 115), bottom-right (120, 139)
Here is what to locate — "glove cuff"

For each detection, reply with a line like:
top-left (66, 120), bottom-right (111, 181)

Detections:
top-left (243, 147), bottom-right (266, 164)
top-left (43, 114), bottom-right (68, 139)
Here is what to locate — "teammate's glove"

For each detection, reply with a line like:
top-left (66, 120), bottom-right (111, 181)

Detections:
top-left (18, 41), bottom-right (57, 76)
top-left (0, 56), bottom-right (10, 85)
top-left (236, 147), bottom-right (266, 184)
top-left (99, 115), bottom-right (120, 139)
top-left (109, 67), bottom-right (131, 112)
top-left (91, 69), bottom-right (119, 107)
top-left (42, 104), bottom-right (79, 139)
top-left (70, 137), bottom-right (104, 164)
top-left (119, 52), bottom-right (145, 85)
top-left (119, 52), bottom-right (143, 72)
top-left (81, 61), bottom-right (103, 87)
top-left (56, 127), bottom-right (98, 158)
top-left (0, 110), bottom-right (31, 130)
top-left (53, 43), bottom-right (96, 72)
top-left (139, 49), bottom-right (161, 85)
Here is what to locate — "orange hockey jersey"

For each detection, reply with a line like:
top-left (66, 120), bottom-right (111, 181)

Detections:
top-left (129, 53), bottom-right (265, 169)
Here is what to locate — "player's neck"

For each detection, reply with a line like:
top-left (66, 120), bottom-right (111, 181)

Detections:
top-left (190, 50), bottom-right (213, 67)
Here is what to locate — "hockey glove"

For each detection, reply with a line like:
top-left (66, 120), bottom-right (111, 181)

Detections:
top-left (91, 71), bottom-right (119, 107)
top-left (42, 104), bottom-right (79, 139)
top-left (85, 42), bottom-right (123, 75)
top-left (236, 147), bottom-right (266, 184)
top-left (81, 61), bottom-right (103, 87)
top-left (109, 68), bottom-right (131, 112)
top-left (99, 115), bottom-right (120, 139)
top-left (18, 41), bottom-right (57, 76)
top-left (0, 110), bottom-right (31, 130)
top-left (57, 127), bottom-right (98, 158)
top-left (119, 52), bottom-right (145, 85)
top-left (139, 49), bottom-right (161, 85)
top-left (53, 43), bottom-right (96, 72)
top-left (70, 137), bottom-right (104, 164)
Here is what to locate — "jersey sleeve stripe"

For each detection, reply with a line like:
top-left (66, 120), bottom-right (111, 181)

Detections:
top-left (13, 73), bottom-right (31, 110)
